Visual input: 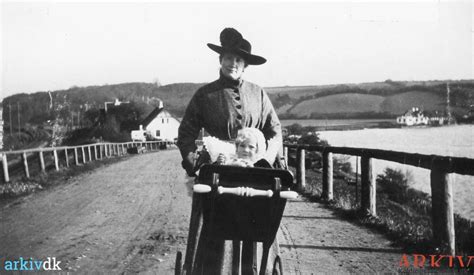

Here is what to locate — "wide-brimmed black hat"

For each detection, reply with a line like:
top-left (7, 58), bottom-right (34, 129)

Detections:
top-left (207, 28), bottom-right (266, 65)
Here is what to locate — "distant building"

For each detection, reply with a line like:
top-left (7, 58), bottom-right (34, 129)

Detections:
top-left (396, 107), bottom-right (454, 126)
top-left (104, 98), bottom-right (130, 112)
top-left (138, 101), bottom-right (180, 141)
top-left (396, 107), bottom-right (429, 126)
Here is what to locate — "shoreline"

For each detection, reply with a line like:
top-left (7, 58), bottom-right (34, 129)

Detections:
top-left (281, 118), bottom-right (473, 132)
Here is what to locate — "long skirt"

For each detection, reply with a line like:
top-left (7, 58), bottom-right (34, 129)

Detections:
top-left (183, 193), bottom-right (279, 275)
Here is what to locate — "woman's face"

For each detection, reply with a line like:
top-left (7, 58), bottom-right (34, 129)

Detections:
top-left (236, 136), bottom-right (258, 161)
top-left (220, 52), bottom-right (246, 80)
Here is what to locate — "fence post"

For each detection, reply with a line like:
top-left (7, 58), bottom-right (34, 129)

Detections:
top-left (322, 151), bottom-right (333, 201)
top-left (88, 146), bottom-right (92, 162)
top-left (82, 146), bottom-right (86, 164)
top-left (99, 145), bottom-right (103, 159)
top-left (430, 160), bottom-right (455, 255)
top-left (361, 155), bottom-right (376, 216)
top-left (283, 146), bottom-right (288, 168)
top-left (296, 148), bottom-right (305, 191)
top-left (122, 144), bottom-right (125, 154)
top-left (2, 153), bottom-right (10, 182)
top-left (22, 152), bottom-right (30, 178)
top-left (65, 148), bottom-right (69, 167)
top-left (74, 147), bottom-right (79, 165)
top-left (94, 145), bottom-right (98, 160)
top-left (53, 149), bottom-right (59, 171)
top-left (39, 150), bottom-right (46, 173)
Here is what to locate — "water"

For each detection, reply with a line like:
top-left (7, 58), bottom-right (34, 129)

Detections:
top-left (283, 121), bottom-right (474, 220)
top-left (281, 118), bottom-right (393, 128)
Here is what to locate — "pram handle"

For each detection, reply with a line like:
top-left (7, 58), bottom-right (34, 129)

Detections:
top-left (193, 184), bottom-right (212, 193)
top-left (218, 186), bottom-right (273, 197)
top-left (279, 191), bottom-right (299, 200)
top-left (193, 184), bottom-right (298, 200)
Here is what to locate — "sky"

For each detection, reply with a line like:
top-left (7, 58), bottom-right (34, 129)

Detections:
top-left (1, 0), bottom-right (473, 99)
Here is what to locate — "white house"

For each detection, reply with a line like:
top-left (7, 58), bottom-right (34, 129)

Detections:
top-left (396, 107), bottom-right (429, 126)
top-left (140, 102), bottom-right (180, 141)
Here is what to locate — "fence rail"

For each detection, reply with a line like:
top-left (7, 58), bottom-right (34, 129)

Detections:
top-left (1, 141), bottom-right (175, 183)
top-left (283, 143), bottom-right (474, 256)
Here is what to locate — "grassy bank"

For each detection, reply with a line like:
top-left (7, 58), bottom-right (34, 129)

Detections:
top-left (296, 166), bottom-right (474, 271)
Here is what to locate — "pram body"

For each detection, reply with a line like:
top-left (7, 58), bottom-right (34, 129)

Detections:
top-left (176, 164), bottom-right (296, 275)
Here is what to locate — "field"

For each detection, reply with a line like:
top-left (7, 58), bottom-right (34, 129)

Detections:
top-left (289, 93), bottom-right (385, 116)
top-left (381, 91), bottom-right (445, 114)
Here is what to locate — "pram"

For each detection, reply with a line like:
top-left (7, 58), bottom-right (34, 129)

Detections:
top-left (175, 160), bottom-right (297, 274)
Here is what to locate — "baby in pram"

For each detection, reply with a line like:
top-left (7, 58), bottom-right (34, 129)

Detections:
top-left (216, 127), bottom-right (270, 167)
top-left (197, 127), bottom-right (272, 171)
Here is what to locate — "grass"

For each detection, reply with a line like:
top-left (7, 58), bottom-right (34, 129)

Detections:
top-left (290, 93), bottom-right (385, 116)
top-left (295, 166), bottom-right (474, 271)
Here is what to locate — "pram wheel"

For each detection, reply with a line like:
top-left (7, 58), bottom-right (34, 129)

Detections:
top-left (272, 255), bottom-right (283, 275)
top-left (175, 251), bottom-right (182, 275)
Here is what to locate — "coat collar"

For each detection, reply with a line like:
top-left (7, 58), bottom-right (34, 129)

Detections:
top-left (217, 70), bottom-right (243, 89)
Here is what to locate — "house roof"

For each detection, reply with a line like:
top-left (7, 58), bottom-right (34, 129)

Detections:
top-left (141, 107), bottom-right (181, 127)
top-left (141, 107), bottom-right (164, 127)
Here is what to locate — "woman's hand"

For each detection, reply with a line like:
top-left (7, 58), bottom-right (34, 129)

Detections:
top-left (216, 153), bottom-right (227, 165)
top-left (229, 158), bottom-right (254, 167)
top-left (182, 152), bottom-right (196, 177)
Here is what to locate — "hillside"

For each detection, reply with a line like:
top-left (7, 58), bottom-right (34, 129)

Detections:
top-left (1, 82), bottom-right (204, 131)
top-left (2, 79), bottom-right (473, 132)
top-left (269, 79), bottom-right (474, 119)
top-left (288, 94), bottom-right (385, 117)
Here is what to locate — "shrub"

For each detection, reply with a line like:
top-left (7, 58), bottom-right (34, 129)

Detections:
top-left (297, 133), bottom-right (329, 147)
top-left (376, 168), bottom-right (411, 203)
top-left (334, 156), bottom-right (353, 174)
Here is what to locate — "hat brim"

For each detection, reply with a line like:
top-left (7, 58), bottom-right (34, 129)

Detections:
top-left (207, 43), bottom-right (267, 65)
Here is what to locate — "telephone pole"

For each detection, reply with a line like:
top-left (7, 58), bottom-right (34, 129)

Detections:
top-left (446, 82), bottom-right (453, 125)
top-left (8, 103), bottom-right (12, 135)
top-left (17, 102), bottom-right (20, 136)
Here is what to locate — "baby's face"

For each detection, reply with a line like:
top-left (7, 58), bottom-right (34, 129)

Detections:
top-left (236, 136), bottom-right (258, 161)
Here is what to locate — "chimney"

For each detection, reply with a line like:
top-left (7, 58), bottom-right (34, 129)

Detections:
top-left (139, 125), bottom-right (143, 131)
top-left (159, 100), bottom-right (164, 109)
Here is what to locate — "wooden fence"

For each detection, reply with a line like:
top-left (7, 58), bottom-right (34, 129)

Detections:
top-left (283, 144), bottom-right (474, 256)
top-left (0, 141), bottom-right (174, 183)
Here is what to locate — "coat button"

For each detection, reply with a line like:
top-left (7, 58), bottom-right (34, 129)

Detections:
top-left (233, 89), bottom-right (239, 93)
top-left (236, 105), bottom-right (241, 109)
top-left (235, 96), bottom-right (240, 100)
top-left (237, 114), bottom-right (242, 120)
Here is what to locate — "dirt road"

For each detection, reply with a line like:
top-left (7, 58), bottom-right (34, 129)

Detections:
top-left (278, 201), bottom-right (403, 274)
top-left (0, 149), bottom-right (403, 273)
top-left (0, 150), bottom-right (192, 273)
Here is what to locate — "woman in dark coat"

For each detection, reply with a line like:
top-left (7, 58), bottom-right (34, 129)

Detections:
top-left (177, 28), bottom-right (283, 274)
top-left (177, 28), bottom-right (282, 177)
